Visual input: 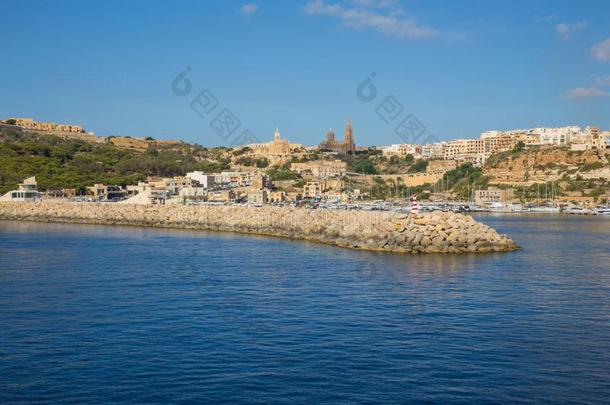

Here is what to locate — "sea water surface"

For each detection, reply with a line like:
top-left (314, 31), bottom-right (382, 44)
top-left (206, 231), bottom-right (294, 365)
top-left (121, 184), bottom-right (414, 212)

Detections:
top-left (0, 215), bottom-right (609, 403)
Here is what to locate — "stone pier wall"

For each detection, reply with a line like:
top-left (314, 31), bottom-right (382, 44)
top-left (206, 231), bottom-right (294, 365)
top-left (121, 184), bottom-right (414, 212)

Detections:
top-left (0, 202), bottom-right (518, 254)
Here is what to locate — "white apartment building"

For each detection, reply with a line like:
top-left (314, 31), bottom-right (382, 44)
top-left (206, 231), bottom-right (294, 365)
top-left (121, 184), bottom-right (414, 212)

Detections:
top-left (481, 126), bottom-right (583, 147)
top-left (381, 144), bottom-right (420, 157)
top-left (480, 130), bottom-right (504, 139)
top-left (186, 171), bottom-right (216, 189)
top-left (531, 126), bottom-right (582, 146)
top-left (420, 142), bottom-right (445, 159)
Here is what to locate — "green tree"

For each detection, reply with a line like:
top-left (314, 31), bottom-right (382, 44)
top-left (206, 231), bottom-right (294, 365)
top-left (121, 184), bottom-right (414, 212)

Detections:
top-left (408, 159), bottom-right (428, 173)
top-left (513, 141), bottom-right (525, 152)
top-left (256, 158), bottom-right (269, 168)
top-left (351, 158), bottom-right (378, 174)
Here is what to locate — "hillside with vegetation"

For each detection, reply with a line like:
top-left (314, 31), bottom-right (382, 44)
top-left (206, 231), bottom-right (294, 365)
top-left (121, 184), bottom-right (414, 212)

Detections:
top-left (2, 127), bottom-right (608, 203)
top-left (483, 144), bottom-right (610, 201)
top-left (349, 144), bottom-right (610, 202)
top-left (0, 128), bottom-right (231, 194)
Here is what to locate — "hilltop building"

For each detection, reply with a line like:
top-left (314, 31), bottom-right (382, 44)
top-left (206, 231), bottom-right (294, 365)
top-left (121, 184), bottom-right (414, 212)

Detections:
top-left (4, 117), bottom-right (84, 133)
top-left (381, 143), bottom-right (420, 157)
top-left (585, 127), bottom-right (610, 150)
top-left (319, 119), bottom-right (355, 154)
top-left (247, 128), bottom-right (302, 158)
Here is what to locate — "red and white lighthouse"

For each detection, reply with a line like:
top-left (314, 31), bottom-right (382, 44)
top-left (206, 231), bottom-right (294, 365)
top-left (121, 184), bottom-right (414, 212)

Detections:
top-left (410, 194), bottom-right (418, 215)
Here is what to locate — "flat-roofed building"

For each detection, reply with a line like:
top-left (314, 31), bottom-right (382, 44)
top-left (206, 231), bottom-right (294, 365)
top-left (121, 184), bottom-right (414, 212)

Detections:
top-left (381, 144), bottom-right (420, 157)
top-left (186, 171), bottom-right (216, 189)
top-left (87, 183), bottom-right (127, 201)
top-left (484, 135), bottom-right (515, 154)
top-left (0, 176), bottom-right (41, 202)
top-left (303, 181), bottom-right (323, 199)
top-left (45, 188), bottom-right (77, 199)
top-left (269, 191), bottom-right (286, 203)
top-left (208, 189), bottom-right (237, 203)
top-left (248, 189), bottom-right (268, 204)
top-left (290, 160), bottom-right (347, 178)
top-left (475, 187), bottom-right (514, 206)
top-left (218, 171), bottom-right (256, 188)
top-left (251, 174), bottom-right (272, 190)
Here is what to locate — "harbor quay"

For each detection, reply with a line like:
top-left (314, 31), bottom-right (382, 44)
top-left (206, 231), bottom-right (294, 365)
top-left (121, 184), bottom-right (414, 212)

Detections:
top-left (0, 201), bottom-right (518, 254)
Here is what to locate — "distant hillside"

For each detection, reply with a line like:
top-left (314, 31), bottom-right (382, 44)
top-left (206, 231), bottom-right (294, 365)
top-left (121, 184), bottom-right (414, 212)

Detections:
top-left (484, 145), bottom-right (610, 184)
top-left (483, 145), bottom-right (610, 201)
top-left (0, 128), bottom-right (230, 194)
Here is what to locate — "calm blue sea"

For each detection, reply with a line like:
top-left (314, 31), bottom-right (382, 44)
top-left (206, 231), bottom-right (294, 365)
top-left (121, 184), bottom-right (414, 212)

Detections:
top-left (0, 215), bottom-right (609, 403)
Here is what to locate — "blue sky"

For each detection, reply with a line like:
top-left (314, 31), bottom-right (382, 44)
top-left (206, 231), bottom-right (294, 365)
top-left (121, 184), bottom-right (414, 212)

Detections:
top-left (1, 0), bottom-right (609, 146)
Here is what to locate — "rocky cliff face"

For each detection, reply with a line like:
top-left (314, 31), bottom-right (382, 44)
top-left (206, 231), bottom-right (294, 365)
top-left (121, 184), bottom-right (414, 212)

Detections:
top-left (0, 202), bottom-right (518, 254)
top-left (485, 147), bottom-right (608, 185)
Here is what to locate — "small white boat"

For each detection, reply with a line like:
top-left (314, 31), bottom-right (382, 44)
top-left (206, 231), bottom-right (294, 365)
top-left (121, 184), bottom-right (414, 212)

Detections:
top-left (594, 206), bottom-right (610, 215)
top-left (489, 203), bottom-right (528, 213)
top-left (564, 207), bottom-right (594, 215)
top-left (528, 206), bottom-right (560, 213)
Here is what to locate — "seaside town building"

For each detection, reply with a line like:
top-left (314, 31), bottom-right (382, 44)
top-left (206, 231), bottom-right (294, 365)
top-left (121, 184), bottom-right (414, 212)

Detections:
top-left (303, 181), bottom-right (324, 199)
top-left (45, 188), bottom-right (77, 199)
top-left (319, 119), bottom-right (356, 154)
top-left (208, 189), bottom-right (237, 203)
top-left (251, 174), bottom-right (272, 190)
top-left (172, 176), bottom-right (199, 193)
top-left (268, 191), bottom-right (286, 203)
top-left (0, 177), bottom-right (41, 202)
top-left (290, 160), bottom-right (347, 178)
top-left (475, 187), bottom-right (514, 207)
top-left (178, 186), bottom-right (207, 203)
top-left (146, 177), bottom-right (176, 197)
top-left (186, 171), bottom-right (216, 189)
top-left (247, 189), bottom-right (268, 205)
top-left (218, 171), bottom-right (257, 188)
top-left (87, 184), bottom-right (127, 201)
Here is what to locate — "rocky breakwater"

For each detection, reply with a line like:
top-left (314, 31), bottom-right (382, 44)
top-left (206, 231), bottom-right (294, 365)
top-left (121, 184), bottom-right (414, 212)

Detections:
top-left (0, 201), bottom-right (518, 254)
